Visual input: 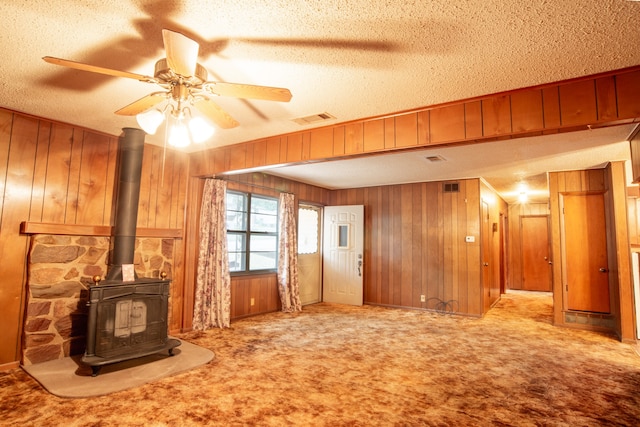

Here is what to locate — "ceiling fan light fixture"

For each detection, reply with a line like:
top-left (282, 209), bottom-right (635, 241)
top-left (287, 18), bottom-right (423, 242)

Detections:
top-left (136, 108), bottom-right (164, 135)
top-left (188, 116), bottom-right (215, 143)
top-left (167, 116), bottom-right (191, 148)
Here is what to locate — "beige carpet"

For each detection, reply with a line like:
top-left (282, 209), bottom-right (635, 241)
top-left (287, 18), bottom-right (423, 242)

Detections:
top-left (2, 291), bottom-right (640, 426)
top-left (21, 340), bottom-right (214, 398)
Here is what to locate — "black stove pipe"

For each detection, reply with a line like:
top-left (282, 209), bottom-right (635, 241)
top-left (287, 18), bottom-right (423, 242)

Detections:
top-left (105, 127), bottom-right (145, 281)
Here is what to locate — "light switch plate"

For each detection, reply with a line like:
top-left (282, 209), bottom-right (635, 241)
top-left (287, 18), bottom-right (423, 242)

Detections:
top-left (465, 236), bottom-right (475, 243)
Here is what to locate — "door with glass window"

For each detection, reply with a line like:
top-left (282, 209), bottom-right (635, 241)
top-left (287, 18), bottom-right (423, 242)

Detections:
top-left (297, 205), bottom-right (322, 305)
top-left (322, 205), bottom-right (364, 306)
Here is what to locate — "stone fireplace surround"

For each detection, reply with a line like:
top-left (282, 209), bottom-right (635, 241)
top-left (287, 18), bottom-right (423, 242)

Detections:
top-left (22, 233), bottom-right (175, 366)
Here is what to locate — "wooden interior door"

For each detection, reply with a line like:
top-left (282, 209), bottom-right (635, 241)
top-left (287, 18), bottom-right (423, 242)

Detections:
top-left (563, 193), bottom-right (610, 313)
top-left (520, 215), bottom-right (552, 291)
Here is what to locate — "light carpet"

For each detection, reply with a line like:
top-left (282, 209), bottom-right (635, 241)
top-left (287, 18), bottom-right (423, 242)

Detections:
top-left (2, 291), bottom-right (640, 426)
top-left (21, 340), bottom-right (214, 398)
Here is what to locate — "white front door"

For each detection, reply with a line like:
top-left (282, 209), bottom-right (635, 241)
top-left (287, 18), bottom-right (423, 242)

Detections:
top-left (297, 204), bottom-right (322, 305)
top-left (322, 205), bottom-right (364, 306)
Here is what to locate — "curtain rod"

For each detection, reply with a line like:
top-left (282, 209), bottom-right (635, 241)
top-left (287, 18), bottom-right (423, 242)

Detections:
top-left (216, 176), bottom-right (293, 195)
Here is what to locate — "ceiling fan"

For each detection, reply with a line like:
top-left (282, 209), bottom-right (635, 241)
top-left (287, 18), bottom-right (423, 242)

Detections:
top-left (43, 29), bottom-right (292, 145)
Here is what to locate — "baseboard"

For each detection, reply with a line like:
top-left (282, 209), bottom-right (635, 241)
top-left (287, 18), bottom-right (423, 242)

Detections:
top-left (0, 361), bottom-right (20, 371)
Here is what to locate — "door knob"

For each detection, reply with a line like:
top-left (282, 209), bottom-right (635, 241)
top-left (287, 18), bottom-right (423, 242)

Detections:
top-left (599, 268), bottom-right (608, 273)
top-left (483, 262), bottom-right (489, 267)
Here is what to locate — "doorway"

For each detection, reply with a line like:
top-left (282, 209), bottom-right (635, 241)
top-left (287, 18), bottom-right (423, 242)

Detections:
top-left (297, 204), bottom-right (322, 305)
top-left (322, 205), bottom-right (364, 306)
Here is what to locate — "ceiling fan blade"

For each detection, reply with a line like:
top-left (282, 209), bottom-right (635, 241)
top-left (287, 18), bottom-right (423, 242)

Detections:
top-left (115, 94), bottom-right (166, 116)
top-left (162, 29), bottom-right (199, 77)
top-left (42, 56), bottom-right (155, 83)
top-left (193, 99), bottom-right (239, 129)
top-left (206, 82), bottom-right (292, 102)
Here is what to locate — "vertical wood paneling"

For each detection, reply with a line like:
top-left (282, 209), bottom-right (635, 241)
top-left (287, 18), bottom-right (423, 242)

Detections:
top-left (465, 101), bottom-right (483, 139)
top-left (65, 129), bottom-right (83, 224)
top-left (595, 76), bottom-right (617, 121)
top-left (559, 80), bottom-right (598, 127)
top-left (333, 126), bottom-right (345, 156)
top-left (616, 70), bottom-right (640, 118)
top-left (28, 122), bottom-right (52, 222)
top-left (42, 124), bottom-right (74, 223)
top-left (417, 111), bottom-right (430, 146)
top-left (77, 132), bottom-right (111, 225)
top-left (395, 113), bottom-right (418, 148)
top-left (542, 86), bottom-right (561, 130)
top-left (0, 113), bottom-right (37, 364)
top-left (482, 95), bottom-right (512, 136)
top-left (511, 89), bottom-right (544, 132)
top-left (310, 127), bottom-right (334, 159)
top-left (335, 178), bottom-right (485, 316)
top-left (384, 117), bottom-right (395, 149)
top-left (430, 104), bottom-right (465, 143)
top-left (344, 122), bottom-right (364, 154)
top-left (363, 120), bottom-right (384, 152)
top-left (286, 134), bottom-right (303, 162)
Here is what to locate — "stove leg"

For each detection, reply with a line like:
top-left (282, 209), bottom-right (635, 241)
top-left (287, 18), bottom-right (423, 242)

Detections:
top-left (91, 366), bottom-right (101, 377)
top-left (168, 348), bottom-right (175, 357)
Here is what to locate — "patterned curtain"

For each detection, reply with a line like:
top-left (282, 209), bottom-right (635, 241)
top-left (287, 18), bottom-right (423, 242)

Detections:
top-left (277, 192), bottom-right (302, 312)
top-left (193, 178), bottom-right (231, 329)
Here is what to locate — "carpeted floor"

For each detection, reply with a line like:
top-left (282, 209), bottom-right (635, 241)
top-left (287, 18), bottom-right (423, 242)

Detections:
top-left (1, 290), bottom-right (639, 426)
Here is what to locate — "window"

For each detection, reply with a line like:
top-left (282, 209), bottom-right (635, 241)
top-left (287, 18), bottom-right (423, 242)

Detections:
top-left (226, 191), bottom-right (278, 273)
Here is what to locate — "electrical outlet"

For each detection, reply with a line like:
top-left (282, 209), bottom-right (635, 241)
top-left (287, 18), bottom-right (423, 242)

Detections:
top-left (250, 297), bottom-right (255, 306)
top-left (420, 295), bottom-right (425, 302)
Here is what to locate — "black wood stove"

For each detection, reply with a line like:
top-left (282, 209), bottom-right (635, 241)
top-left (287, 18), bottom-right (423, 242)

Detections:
top-left (82, 128), bottom-right (180, 376)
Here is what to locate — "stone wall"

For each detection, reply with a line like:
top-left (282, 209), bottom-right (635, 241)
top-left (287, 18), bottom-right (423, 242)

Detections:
top-left (23, 235), bottom-right (174, 365)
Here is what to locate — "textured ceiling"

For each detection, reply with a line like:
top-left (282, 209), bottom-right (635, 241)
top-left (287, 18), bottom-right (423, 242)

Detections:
top-left (1, 0), bottom-right (639, 202)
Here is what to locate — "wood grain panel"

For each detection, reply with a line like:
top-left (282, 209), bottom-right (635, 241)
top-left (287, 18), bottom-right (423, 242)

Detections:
top-left (333, 126), bottom-right (345, 156)
top-left (28, 122), bottom-right (52, 222)
top-left (595, 76), bottom-right (617, 121)
top-left (384, 117), bottom-right (395, 149)
top-left (430, 104), bottom-right (465, 143)
top-left (559, 80), bottom-right (597, 126)
top-left (417, 110), bottom-right (430, 146)
top-left (482, 95), bottom-right (512, 136)
top-left (363, 120), bottom-right (384, 152)
top-left (77, 132), bottom-right (111, 225)
top-left (542, 86), bottom-right (561, 130)
top-left (616, 70), bottom-right (640, 118)
top-left (511, 89), bottom-right (544, 132)
top-left (465, 101), bottom-right (483, 139)
top-left (286, 134), bottom-right (303, 162)
top-left (395, 113), bottom-right (418, 148)
top-left (344, 122), bottom-right (364, 154)
top-left (265, 137), bottom-right (281, 165)
top-left (309, 127), bottom-right (334, 159)
top-left (0, 113), bottom-right (37, 364)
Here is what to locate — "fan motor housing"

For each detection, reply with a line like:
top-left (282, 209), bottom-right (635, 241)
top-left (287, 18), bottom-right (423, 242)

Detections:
top-left (154, 59), bottom-right (207, 86)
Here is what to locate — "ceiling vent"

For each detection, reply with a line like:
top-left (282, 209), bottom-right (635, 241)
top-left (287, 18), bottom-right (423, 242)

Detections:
top-left (426, 155), bottom-right (446, 162)
top-left (292, 112), bottom-right (336, 125)
top-left (443, 182), bottom-right (460, 193)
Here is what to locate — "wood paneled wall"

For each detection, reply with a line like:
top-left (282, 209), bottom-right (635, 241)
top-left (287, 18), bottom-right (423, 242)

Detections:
top-left (190, 67), bottom-right (640, 178)
top-left (507, 203), bottom-right (550, 290)
top-left (330, 179), bottom-right (493, 316)
top-left (180, 172), bottom-right (331, 330)
top-left (0, 109), bottom-right (189, 367)
top-left (548, 164), bottom-right (634, 341)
